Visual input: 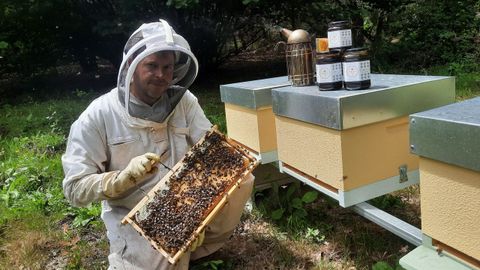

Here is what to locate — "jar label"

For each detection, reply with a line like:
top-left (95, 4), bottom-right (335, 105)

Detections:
top-left (316, 63), bottom-right (343, 83)
top-left (343, 60), bottom-right (370, 82)
top-left (328, 29), bottom-right (352, 48)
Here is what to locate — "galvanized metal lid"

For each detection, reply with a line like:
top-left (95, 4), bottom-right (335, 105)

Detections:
top-left (410, 97), bottom-right (480, 172)
top-left (272, 74), bottom-right (455, 130)
top-left (220, 76), bottom-right (290, 109)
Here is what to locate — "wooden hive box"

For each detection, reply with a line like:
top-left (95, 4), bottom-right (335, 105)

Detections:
top-left (272, 74), bottom-right (455, 207)
top-left (400, 97), bottom-right (480, 270)
top-left (121, 126), bottom-right (259, 264)
top-left (220, 76), bottom-right (290, 164)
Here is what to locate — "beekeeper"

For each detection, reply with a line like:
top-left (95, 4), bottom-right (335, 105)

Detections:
top-left (62, 19), bottom-right (254, 270)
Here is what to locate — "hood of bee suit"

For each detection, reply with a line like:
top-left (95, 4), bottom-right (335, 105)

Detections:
top-left (117, 19), bottom-right (199, 123)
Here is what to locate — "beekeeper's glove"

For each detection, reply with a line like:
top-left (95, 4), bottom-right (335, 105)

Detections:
top-left (190, 230), bottom-right (205, 252)
top-left (102, 152), bottom-right (160, 198)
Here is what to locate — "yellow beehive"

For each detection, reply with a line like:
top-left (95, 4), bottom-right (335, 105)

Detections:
top-left (419, 158), bottom-right (480, 261)
top-left (405, 97), bottom-right (480, 268)
top-left (224, 103), bottom-right (277, 155)
top-left (220, 76), bottom-right (289, 163)
top-left (276, 115), bottom-right (417, 191)
top-left (272, 74), bottom-right (455, 207)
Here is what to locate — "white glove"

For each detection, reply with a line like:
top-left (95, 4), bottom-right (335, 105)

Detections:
top-left (190, 230), bottom-right (205, 252)
top-left (102, 152), bottom-right (160, 198)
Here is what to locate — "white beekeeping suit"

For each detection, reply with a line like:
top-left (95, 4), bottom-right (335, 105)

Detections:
top-left (62, 19), bottom-right (254, 270)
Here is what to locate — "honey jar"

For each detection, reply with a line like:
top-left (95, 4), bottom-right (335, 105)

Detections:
top-left (316, 50), bottom-right (343, 91)
top-left (342, 48), bottom-right (371, 90)
top-left (327, 21), bottom-right (352, 50)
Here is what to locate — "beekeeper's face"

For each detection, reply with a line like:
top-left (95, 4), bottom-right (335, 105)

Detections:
top-left (131, 51), bottom-right (175, 105)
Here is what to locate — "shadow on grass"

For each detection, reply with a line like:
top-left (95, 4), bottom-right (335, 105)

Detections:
top-left (192, 230), bottom-right (316, 270)
top-left (238, 184), bottom-right (414, 270)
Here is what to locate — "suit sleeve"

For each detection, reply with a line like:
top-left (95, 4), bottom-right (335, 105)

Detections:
top-left (183, 91), bottom-right (213, 145)
top-left (61, 118), bottom-right (113, 207)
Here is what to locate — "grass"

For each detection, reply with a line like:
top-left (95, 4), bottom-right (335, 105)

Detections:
top-left (377, 62), bottom-right (480, 100)
top-left (196, 89), bottom-right (228, 134)
top-left (0, 64), bottom-right (479, 269)
top-left (0, 91), bottom-right (104, 269)
top-left (204, 190), bottom-right (413, 269)
top-left (0, 222), bottom-right (53, 269)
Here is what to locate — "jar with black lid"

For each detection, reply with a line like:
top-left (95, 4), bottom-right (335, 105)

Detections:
top-left (342, 48), bottom-right (371, 90)
top-left (327, 21), bottom-right (352, 50)
top-left (316, 50), bottom-right (343, 91)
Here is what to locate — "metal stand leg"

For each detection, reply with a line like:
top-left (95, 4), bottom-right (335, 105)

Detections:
top-left (351, 202), bottom-right (422, 246)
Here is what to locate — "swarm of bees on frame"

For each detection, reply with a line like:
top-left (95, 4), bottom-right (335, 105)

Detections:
top-left (136, 130), bottom-right (251, 256)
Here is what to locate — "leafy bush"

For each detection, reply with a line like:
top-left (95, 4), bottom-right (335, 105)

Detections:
top-left (2, 0), bottom-right (478, 80)
top-left (372, 261), bottom-right (405, 270)
top-left (375, 0), bottom-right (480, 71)
top-left (269, 182), bottom-right (318, 221)
top-left (66, 204), bottom-right (102, 228)
top-left (191, 259), bottom-right (229, 270)
top-left (255, 181), bottom-right (319, 233)
top-left (369, 194), bottom-right (404, 210)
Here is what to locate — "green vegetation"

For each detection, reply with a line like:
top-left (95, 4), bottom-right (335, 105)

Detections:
top-left (424, 64), bottom-right (480, 100)
top-left (191, 259), bottom-right (229, 270)
top-left (253, 182), bottom-right (330, 247)
top-left (255, 181), bottom-right (319, 230)
top-left (372, 261), bottom-right (405, 270)
top-left (1, 1), bottom-right (479, 77)
top-left (0, 94), bottom-right (102, 269)
top-left (197, 90), bottom-right (228, 134)
top-left (251, 182), bottom-right (411, 269)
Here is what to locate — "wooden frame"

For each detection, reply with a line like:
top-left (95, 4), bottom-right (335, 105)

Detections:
top-left (121, 126), bottom-right (259, 264)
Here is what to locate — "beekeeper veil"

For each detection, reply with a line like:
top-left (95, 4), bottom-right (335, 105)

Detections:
top-left (117, 19), bottom-right (199, 122)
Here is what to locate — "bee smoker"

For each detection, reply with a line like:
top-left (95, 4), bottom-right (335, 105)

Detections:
top-left (280, 28), bottom-right (315, 86)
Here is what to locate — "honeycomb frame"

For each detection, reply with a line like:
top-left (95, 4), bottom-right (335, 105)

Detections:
top-left (121, 126), bottom-right (259, 264)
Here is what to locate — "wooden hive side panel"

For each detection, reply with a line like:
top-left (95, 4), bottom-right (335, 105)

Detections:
top-left (341, 116), bottom-right (418, 191)
top-left (275, 115), bottom-right (344, 190)
top-left (256, 106), bottom-right (277, 153)
top-left (225, 103), bottom-right (261, 152)
top-left (420, 157), bottom-right (480, 260)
